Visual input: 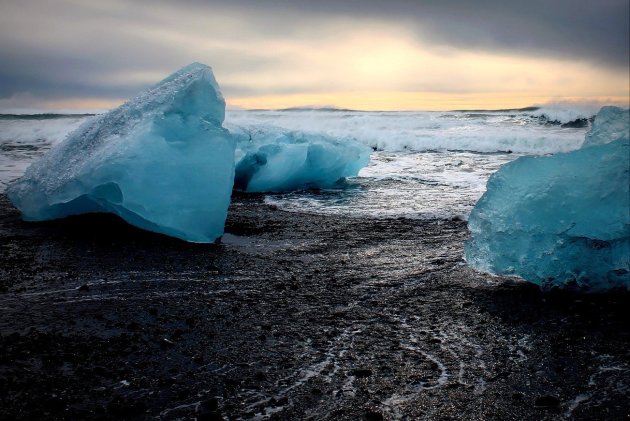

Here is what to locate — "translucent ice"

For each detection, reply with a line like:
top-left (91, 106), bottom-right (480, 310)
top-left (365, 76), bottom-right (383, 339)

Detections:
top-left (465, 109), bottom-right (630, 290)
top-left (7, 63), bottom-right (235, 243)
top-left (583, 106), bottom-right (629, 147)
top-left (231, 126), bottom-right (371, 192)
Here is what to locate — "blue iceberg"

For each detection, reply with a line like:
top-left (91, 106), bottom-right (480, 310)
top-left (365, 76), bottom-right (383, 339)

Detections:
top-left (583, 106), bottom-right (629, 147)
top-left (231, 126), bottom-right (371, 192)
top-left (465, 107), bottom-right (630, 291)
top-left (7, 63), bottom-right (235, 243)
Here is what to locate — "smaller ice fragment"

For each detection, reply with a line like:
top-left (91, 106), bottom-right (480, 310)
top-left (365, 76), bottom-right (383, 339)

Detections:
top-left (231, 126), bottom-right (371, 192)
top-left (465, 107), bottom-right (630, 291)
top-left (7, 63), bottom-right (235, 243)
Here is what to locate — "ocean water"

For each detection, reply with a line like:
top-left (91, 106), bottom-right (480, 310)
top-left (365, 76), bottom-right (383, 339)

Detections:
top-left (0, 114), bottom-right (88, 193)
top-left (0, 107), bottom-right (591, 220)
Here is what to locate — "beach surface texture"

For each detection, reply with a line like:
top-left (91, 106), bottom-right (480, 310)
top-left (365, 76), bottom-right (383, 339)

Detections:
top-left (1, 193), bottom-right (628, 420)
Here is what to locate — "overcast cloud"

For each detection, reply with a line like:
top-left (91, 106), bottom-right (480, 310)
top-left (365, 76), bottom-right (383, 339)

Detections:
top-left (0, 0), bottom-right (627, 108)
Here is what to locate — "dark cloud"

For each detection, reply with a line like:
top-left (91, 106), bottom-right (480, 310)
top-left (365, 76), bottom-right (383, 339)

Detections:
top-left (0, 0), bottom-right (291, 102)
top-left (0, 0), bottom-right (627, 105)
top-left (204, 0), bottom-right (629, 68)
top-left (413, 0), bottom-right (629, 68)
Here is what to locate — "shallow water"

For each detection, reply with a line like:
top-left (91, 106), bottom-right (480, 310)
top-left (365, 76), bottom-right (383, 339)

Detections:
top-left (0, 114), bottom-right (88, 191)
top-left (265, 150), bottom-right (519, 220)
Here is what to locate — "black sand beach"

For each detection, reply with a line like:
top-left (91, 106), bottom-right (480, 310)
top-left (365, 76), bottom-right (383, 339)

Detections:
top-left (0, 193), bottom-right (628, 420)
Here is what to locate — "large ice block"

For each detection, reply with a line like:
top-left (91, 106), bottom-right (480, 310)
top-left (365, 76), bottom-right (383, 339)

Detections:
top-left (7, 63), bottom-right (235, 243)
top-left (583, 106), bottom-right (629, 147)
top-left (231, 126), bottom-right (371, 192)
top-left (465, 133), bottom-right (630, 291)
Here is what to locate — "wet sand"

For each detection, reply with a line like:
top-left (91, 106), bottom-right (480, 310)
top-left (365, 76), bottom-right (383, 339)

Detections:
top-left (0, 193), bottom-right (628, 420)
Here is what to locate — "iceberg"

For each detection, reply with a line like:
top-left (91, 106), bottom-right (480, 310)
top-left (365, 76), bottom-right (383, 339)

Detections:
top-left (7, 63), bottom-right (235, 243)
top-left (231, 126), bottom-right (371, 192)
top-left (465, 107), bottom-right (630, 291)
top-left (583, 106), bottom-right (629, 147)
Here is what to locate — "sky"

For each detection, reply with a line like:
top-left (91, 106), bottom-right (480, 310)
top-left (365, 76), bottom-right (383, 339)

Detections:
top-left (0, 0), bottom-right (628, 111)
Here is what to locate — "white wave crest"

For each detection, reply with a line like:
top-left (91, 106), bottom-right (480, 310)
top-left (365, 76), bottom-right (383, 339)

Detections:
top-left (225, 109), bottom-right (587, 154)
top-left (0, 116), bottom-right (90, 144)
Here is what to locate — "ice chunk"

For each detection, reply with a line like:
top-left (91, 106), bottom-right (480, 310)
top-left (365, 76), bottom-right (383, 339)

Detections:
top-left (231, 126), bottom-right (371, 192)
top-left (7, 63), bottom-right (235, 243)
top-left (583, 106), bottom-right (629, 147)
top-left (465, 133), bottom-right (630, 291)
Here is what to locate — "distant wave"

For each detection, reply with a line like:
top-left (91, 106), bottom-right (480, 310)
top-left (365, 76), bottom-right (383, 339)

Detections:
top-left (0, 113), bottom-right (95, 120)
top-left (255, 106), bottom-right (543, 113)
top-left (528, 106), bottom-right (597, 125)
top-left (246, 105), bottom-right (598, 129)
top-left (225, 109), bottom-right (588, 155)
top-left (0, 115), bottom-right (90, 143)
top-left (449, 106), bottom-right (540, 113)
top-left (0, 107), bottom-right (592, 155)
top-left (276, 106), bottom-right (360, 112)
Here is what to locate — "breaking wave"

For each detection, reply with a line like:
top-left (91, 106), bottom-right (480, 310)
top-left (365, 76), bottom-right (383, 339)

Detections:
top-left (1, 105), bottom-right (594, 158)
top-left (224, 108), bottom-right (589, 154)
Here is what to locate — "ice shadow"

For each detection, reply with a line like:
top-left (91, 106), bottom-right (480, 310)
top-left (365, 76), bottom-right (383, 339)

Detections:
top-left (469, 277), bottom-right (630, 328)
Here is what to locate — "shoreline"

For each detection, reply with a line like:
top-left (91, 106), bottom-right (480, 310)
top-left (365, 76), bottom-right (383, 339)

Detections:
top-left (1, 193), bottom-right (628, 419)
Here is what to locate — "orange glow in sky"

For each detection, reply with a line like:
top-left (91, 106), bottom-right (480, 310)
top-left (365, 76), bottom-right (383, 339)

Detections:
top-left (57, 30), bottom-right (629, 111)
top-left (3, 1), bottom-right (627, 112)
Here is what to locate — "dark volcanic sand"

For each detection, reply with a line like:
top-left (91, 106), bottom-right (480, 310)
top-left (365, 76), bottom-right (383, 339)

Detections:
top-left (0, 193), bottom-right (628, 420)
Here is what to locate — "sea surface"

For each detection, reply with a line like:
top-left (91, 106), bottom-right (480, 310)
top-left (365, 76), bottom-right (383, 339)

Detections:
top-left (0, 107), bottom-right (593, 220)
